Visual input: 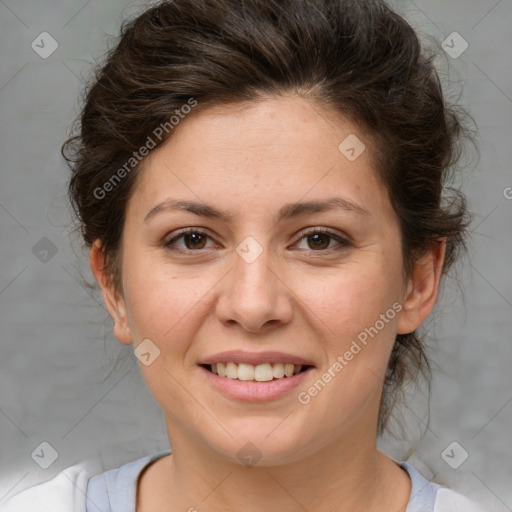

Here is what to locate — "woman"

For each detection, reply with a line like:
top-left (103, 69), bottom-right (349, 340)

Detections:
top-left (1, 0), bottom-right (486, 510)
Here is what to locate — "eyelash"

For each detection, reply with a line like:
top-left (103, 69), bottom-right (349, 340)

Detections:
top-left (163, 227), bottom-right (351, 254)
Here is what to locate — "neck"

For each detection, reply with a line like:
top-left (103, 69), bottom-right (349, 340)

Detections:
top-left (142, 418), bottom-right (411, 512)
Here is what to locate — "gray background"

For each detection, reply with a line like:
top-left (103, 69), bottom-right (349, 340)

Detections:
top-left (0, 0), bottom-right (510, 509)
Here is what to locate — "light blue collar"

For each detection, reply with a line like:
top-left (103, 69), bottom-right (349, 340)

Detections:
top-left (86, 452), bottom-right (440, 512)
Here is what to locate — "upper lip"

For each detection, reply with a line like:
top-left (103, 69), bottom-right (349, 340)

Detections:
top-left (199, 350), bottom-right (316, 367)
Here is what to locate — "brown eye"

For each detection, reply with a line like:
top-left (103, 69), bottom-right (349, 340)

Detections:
top-left (164, 228), bottom-right (213, 251)
top-left (294, 228), bottom-right (350, 252)
top-left (305, 232), bottom-right (331, 250)
top-left (182, 232), bottom-right (208, 250)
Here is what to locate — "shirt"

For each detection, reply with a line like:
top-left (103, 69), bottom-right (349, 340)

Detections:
top-left (0, 450), bottom-right (487, 512)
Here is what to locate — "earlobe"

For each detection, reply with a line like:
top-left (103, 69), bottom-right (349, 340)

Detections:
top-left (396, 238), bottom-right (447, 335)
top-left (89, 240), bottom-right (133, 345)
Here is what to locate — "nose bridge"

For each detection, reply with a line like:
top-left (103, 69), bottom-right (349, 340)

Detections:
top-left (217, 235), bottom-right (292, 331)
top-left (235, 238), bottom-right (274, 299)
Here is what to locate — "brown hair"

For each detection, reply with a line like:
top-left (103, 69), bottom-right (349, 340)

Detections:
top-left (62, 0), bottom-right (474, 436)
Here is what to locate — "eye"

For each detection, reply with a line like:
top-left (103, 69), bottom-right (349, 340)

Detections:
top-left (164, 228), bottom-right (215, 252)
top-left (163, 227), bottom-right (351, 254)
top-left (293, 228), bottom-right (351, 252)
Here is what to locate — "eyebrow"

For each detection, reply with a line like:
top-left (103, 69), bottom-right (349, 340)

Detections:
top-left (144, 196), bottom-right (370, 224)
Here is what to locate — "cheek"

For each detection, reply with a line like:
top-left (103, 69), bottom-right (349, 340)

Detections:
top-left (121, 266), bottom-right (203, 406)
top-left (122, 254), bottom-right (182, 341)
top-left (303, 258), bottom-right (403, 402)
top-left (122, 255), bottom-right (216, 359)
top-left (308, 259), bottom-right (402, 338)
top-left (296, 268), bottom-right (401, 428)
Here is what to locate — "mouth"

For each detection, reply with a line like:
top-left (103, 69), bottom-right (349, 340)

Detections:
top-left (198, 362), bottom-right (315, 402)
top-left (196, 350), bottom-right (317, 401)
top-left (199, 362), bottom-right (314, 382)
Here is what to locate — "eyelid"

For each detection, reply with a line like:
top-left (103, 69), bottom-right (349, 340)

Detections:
top-left (295, 226), bottom-right (348, 241)
top-left (292, 226), bottom-right (351, 250)
top-left (164, 226), bottom-right (351, 252)
top-left (164, 227), bottom-right (213, 248)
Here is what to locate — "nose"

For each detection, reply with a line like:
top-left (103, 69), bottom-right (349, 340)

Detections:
top-left (215, 247), bottom-right (293, 333)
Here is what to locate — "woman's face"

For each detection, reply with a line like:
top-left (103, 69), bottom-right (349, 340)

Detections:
top-left (93, 95), bottom-right (441, 465)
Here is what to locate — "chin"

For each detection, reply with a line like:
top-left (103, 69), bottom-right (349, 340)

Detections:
top-left (207, 427), bottom-right (315, 468)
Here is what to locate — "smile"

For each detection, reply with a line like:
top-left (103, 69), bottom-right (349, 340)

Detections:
top-left (198, 363), bottom-right (315, 402)
top-left (203, 362), bottom-right (311, 381)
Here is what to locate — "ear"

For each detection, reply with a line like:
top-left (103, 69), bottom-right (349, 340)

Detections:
top-left (89, 239), bottom-right (133, 345)
top-left (397, 238), bottom-right (447, 335)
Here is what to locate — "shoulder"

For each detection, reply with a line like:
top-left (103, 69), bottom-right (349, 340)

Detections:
top-left (0, 459), bottom-right (99, 512)
top-left (85, 451), bottom-right (170, 511)
top-left (0, 451), bottom-right (170, 512)
top-left (434, 487), bottom-right (488, 512)
top-left (399, 462), bottom-right (487, 512)
top-left (0, 451), bottom-right (171, 512)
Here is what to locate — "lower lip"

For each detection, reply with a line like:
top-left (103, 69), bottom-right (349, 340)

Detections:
top-left (198, 365), bottom-right (315, 402)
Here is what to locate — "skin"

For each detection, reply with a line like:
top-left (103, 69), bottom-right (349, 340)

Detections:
top-left (90, 94), bottom-right (446, 512)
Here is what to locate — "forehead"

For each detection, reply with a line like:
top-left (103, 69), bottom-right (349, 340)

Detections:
top-left (128, 95), bottom-right (389, 221)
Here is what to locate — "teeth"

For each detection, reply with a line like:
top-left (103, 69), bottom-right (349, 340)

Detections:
top-left (237, 363), bottom-right (255, 381)
top-left (225, 362), bottom-right (238, 379)
top-left (254, 363), bottom-right (273, 381)
top-left (209, 362), bottom-right (305, 381)
top-left (284, 363), bottom-right (295, 377)
top-left (273, 363), bottom-right (285, 378)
